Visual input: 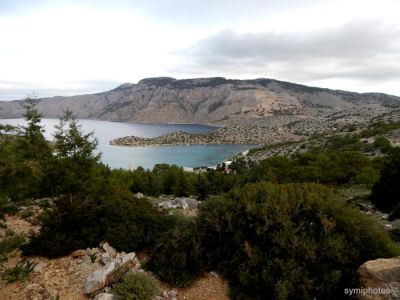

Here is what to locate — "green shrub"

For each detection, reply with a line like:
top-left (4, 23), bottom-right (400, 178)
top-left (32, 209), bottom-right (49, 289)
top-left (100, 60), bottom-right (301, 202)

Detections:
top-left (373, 136), bottom-right (392, 153)
top-left (22, 187), bottom-right (176, 257)
top-left (88, 253), bottom-right (97, 263)
top-left (389, 228), bottom-right (400, 242)
top-left (0, 233), bottom-right (26, 260)
top-left (103, 191), bottom-right (176, 251)
top-left (371, 149), bottom-right (400, 217)
top-left (113, 271), bottom-right (160, 300)
top-left (18, 209), bottom-right (34, 219)
top-left (146, 218), bottom-right (204, 287)
top-left (5, 261), bottom-right (36, 282)
top-left (197, 182), bottom-right (399, 300)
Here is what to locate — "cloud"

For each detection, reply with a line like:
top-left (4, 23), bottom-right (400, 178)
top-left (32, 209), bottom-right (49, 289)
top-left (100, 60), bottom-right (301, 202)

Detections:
top-left (0, 79), bottom-right (119, 101)
top-left (175, 19), bottom-right (400, 84)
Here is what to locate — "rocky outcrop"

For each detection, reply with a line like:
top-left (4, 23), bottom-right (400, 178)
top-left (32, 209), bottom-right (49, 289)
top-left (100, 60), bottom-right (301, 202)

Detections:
top-left (358, 257), bottom-right (400, 299)
top-left (156, 197), bottom-right (200, 210)
top-left (83, 243), bottom-right (140, 295)
top-left (1, 77), bottom-right (399, 125)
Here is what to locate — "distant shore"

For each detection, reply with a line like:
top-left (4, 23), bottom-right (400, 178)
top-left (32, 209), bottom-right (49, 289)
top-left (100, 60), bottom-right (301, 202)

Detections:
top-left (109, 130), bottom-right (256, 147)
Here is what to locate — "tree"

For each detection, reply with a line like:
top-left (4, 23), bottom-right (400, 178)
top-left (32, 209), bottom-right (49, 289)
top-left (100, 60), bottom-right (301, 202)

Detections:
top-left (19, 98), bottom-right (52, 160)
top-left (370, 149), bottom-right (400, 216)
top-left (194, 173), bottom-right (210, 200)
top-left (0, 98), bottom-right (53, 200)
top-left (50, 110), bottom-right (102, 195)
top-left (173, 168), bottom-right (193, 197)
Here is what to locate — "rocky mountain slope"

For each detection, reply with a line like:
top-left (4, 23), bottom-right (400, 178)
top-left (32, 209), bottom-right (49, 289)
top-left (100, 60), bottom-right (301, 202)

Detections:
top-left (1, 77), bottom-right (399, 126)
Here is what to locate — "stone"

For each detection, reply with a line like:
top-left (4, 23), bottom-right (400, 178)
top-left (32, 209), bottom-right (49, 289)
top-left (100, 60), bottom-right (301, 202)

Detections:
top-left (168, 288), bottom-right (178, 299)
top-left (24, 284), bottom-right (50, 300)
top-left (100, 253), bottom-right (113, 266)
top-left (84, 261), bottom-right (117, 294)
top-left (102, 242), bottom-right (117, 258)
top-left (94, 293), bottom-right (116, 300)
top-left (358, 257), bottom-right (400, 299)
top-left (210, 271), bottom-right (219, 278)
top-left (84, 252), bottom-right (138, 294)
top-left (72, 249), bottom-right (87, 258)
top-left (34, 262), bottom-right (48, 273)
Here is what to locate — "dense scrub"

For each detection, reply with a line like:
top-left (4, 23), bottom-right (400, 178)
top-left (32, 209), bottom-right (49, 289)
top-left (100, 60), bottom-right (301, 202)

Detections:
top-left (1, 101), bottom-right (400, 299)
top-left (146, 183), bottom-right (398, 299)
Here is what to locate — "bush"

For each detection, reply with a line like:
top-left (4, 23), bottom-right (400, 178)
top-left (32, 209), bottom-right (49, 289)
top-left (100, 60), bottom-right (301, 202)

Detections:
top-left (197, 182), bottom-right (399, 300)
top-left (112, 271), bottom-right (160, 300)
top-left (22, 187), bottom-right (176, 257)
top-left (0, 233), bottom-right (26, 260)
top-left (146, 218), bottom-right (204, 287)
top-left (371, 149), bottom-right (400, 216)
top-left (5, 261), bottom-right (36, 282)
top-left (103, 190), bottom-right (176, 251)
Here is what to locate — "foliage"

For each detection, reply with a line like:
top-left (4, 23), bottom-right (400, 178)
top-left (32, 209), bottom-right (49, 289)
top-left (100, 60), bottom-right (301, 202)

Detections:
top-left (88, 253), bottom-right (97, 263)
top-left (50, 110), bottom-right (102, 196)
top-left (361, 121), bottom-right (400, 138)
top-left (5, 261), bottom-right (36, 282)
top-left (196, 182), bottom-right (399, 300)
top-left (373, 136), bottom-right (392, 153)
top-left (0, 232), bottom-right (26, 260)
top-left (146, 218), bottom-right (204, 286)
top-left (0, 98), bottom-right (52, 200)
top-left (370, 149), bottom-right (400, 217)
top-left (22, 187), bottom-right (175, 257)
top-left (246, 150), bottom-right (377, 185)
top-left (102, 189), bottom-right (176, 251)
top-left (112, 271), bottom-right (160, 300)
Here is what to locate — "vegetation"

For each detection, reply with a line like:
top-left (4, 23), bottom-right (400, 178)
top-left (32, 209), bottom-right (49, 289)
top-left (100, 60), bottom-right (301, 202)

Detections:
top-left (5, 261), bottom-right (37, 282)
top-left (370, 148), bottom-right (400, 218)
top-left (112, 271), bottom-right (160, 300)
top-left (146, 218), bottom-right (204, 286)
top-left (1, 101), bottom-right (400, 299)
top-left (0, 232), bottom-right (26, 261)
top-left (196, 183), bottom-right (398, 299)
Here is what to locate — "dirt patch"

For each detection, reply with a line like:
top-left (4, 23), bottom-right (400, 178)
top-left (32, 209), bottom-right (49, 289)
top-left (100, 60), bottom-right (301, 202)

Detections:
top-left (177, 272), bottom-right (229, 300)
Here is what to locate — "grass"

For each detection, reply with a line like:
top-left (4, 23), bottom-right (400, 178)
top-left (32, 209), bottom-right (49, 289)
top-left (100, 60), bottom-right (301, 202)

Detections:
top-left (0, 232), bottom-right (26, 261)
top-left (5, 261), bottom-right (37, 282)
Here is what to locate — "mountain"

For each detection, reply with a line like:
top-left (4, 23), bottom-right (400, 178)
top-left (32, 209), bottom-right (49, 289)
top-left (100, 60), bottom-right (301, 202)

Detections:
top-left (1, 77), bottom-right (399, 126)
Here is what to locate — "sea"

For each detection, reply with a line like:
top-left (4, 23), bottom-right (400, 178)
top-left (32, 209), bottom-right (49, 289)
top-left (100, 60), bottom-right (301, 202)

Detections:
top-left (0, 118), bottom-right (255, 170)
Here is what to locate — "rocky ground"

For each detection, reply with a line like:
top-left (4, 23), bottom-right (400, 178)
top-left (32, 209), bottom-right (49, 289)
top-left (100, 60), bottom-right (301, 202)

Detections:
top-left (110, 105), bottom-right (398, 148)
top-left (0, 198), bottom-right (228, 300)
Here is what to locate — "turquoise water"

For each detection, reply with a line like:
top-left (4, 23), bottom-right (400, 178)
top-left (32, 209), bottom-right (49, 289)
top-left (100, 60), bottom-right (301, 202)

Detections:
top-left (0, 119), bottom-right (255, 169)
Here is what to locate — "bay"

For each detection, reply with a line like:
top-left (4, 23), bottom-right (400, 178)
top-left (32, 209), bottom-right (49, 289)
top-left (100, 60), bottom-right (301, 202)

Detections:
top-left (0, 118), bottom-right (255, 170)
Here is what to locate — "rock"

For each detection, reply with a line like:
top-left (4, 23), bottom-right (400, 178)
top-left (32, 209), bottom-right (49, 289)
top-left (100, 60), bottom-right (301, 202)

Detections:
top-left (168, 288), bottom-right (178, 300)
top-left (358, 257), bottom-right (400, 299)
top-left (72, 249), bottom-right (87, 258)
top-left (84, 252), bottom-right (138, 295)
top-left (34, 262), bottom-right (48, 273)
top-left (100, 253), bottom-right (113, 266)
top-left (136, 192), bottom-right (144, 198)
top-left (94, 293), bottom-right (116, 300)
top-left (84, 261), bottom-right (117, 294)
top-left (157, 197), bottom-right (199, 211)
top-left (102, 242), bottom-right (117, 258)
top-left (24, 283), bottom-right (50, 300)
top-left (210, 271), bottom-right (219, 278)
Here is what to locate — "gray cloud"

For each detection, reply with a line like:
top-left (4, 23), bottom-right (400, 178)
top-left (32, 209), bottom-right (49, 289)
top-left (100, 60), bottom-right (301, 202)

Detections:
top-left (175, 19), bottom-right (400, 83)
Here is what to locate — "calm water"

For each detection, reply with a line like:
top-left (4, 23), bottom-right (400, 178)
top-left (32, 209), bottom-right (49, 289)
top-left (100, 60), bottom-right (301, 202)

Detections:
top-left (0, 119), bottom-right (255, 169)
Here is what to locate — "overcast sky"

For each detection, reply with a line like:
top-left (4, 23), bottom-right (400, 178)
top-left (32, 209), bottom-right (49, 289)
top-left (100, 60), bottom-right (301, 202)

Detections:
top-left (1, 0), bottom-right (400, 100)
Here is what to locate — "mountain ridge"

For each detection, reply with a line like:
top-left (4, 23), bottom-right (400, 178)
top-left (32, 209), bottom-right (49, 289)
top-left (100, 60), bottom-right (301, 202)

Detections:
top-left (0, 77), bottom-right (399, 133)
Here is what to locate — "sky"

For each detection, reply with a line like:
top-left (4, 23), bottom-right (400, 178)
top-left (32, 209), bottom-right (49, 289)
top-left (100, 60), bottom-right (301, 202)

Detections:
top-left (0, 0), bottom-right (400, 100)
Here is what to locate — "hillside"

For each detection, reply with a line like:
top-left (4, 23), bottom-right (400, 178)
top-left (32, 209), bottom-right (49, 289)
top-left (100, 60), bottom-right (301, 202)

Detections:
top-left (1, 77), bottom-right (399, 126)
